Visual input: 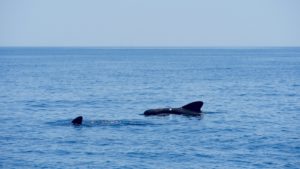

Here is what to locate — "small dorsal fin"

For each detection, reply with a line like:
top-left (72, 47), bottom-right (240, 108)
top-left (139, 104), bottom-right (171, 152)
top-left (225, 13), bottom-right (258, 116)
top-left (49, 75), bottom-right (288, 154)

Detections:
top-left (181, 101), bottom-right (203, 113)
top-left (72, 116), bottom-right (83, 125)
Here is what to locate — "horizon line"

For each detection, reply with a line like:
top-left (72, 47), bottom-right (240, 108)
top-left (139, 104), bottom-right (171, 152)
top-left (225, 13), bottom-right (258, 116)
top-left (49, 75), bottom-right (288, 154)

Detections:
top-left (0, 46), bottom-right (300, 49)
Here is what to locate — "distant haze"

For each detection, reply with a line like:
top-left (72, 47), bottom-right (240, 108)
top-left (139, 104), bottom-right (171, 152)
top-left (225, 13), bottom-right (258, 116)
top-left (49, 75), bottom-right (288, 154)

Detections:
top-left (0, 0), bottom-right (299, 47)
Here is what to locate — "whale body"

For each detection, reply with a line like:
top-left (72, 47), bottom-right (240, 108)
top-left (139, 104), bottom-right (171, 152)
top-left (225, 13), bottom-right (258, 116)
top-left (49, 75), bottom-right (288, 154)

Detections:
top-left (71, 101), bottom-right (203, 125)
top-left (143, 101), bottom-right (203, 116)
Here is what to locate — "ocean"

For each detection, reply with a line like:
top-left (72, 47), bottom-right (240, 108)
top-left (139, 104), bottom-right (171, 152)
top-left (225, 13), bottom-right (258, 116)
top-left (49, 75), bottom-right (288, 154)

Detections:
top-left (0, 47), bottom-right (299, 168)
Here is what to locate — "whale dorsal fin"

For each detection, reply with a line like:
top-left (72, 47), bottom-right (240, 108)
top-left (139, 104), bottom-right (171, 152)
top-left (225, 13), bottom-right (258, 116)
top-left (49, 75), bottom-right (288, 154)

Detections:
top-left (181, 101), bottom-right (203, 113)
top-left (72, 116), bottom-right (83, 125)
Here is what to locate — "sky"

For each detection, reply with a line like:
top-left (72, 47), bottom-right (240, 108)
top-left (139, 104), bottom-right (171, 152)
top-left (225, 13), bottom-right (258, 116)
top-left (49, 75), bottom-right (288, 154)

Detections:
top-left (0, 0), bottom-right (300, 47)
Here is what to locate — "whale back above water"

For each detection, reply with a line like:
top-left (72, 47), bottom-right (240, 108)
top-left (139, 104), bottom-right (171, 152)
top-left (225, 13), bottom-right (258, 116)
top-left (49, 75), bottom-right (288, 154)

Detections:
top-left (143, 101), bottom-right (204, 116)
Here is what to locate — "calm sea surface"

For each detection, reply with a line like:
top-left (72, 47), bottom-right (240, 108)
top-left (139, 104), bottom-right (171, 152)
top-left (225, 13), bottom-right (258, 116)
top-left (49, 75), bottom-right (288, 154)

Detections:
top-left (0, 47), bottom-right (299, 168)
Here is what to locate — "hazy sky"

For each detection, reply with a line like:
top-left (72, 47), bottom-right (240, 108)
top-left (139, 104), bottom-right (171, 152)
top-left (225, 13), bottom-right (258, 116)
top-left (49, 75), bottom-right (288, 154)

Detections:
top-left (0, 0), bottom-right (299, 46)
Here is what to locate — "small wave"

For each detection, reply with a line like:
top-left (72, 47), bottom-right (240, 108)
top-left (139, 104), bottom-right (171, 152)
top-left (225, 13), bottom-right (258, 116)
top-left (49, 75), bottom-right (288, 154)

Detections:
top-left (46, 120), bottom-right (72, 126)
top-left (204, 111), bottom-right (225, 114)
top-left (83, 119), bottom-right (157, 127)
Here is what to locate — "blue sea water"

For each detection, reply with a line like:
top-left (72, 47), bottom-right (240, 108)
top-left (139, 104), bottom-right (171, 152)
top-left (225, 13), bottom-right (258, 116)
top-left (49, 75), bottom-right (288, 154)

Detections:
top-left (0, 47), bottom-right (299, 169)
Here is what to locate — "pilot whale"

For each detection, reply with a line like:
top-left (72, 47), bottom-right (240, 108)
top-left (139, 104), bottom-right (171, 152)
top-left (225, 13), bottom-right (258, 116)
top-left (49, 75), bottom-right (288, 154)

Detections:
top-left (143, 101), bottom-right (203, 116)
top-left (71, 101), bottom-right (203, 125)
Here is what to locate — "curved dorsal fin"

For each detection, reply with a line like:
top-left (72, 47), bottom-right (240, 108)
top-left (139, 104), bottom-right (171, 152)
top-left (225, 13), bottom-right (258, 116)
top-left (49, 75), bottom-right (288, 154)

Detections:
top-left (181, 101), bottom-right (203, 113)
top-left (72, 116), bottom-right (83, 125)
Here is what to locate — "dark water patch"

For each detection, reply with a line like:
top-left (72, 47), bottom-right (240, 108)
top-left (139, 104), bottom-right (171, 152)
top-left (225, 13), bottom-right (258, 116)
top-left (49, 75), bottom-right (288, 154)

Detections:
top-left (285, 93), bottom-right (297, 97)
top-left (292, 84), bottom-right (300, 87)
top-left (194, 153), bottom-right (214, 159)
